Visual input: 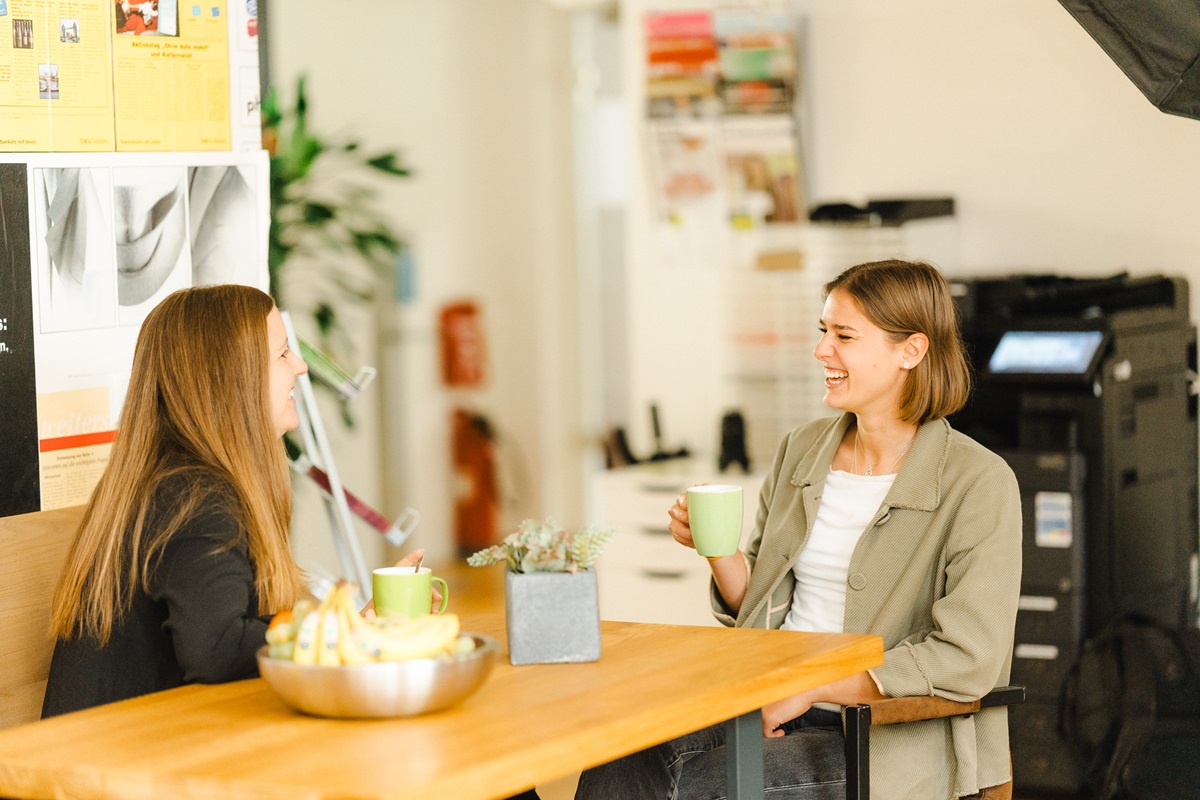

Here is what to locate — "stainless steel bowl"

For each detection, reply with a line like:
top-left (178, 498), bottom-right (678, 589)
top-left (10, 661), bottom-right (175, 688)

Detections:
top-left (256, 633), bottom-right (498, 719)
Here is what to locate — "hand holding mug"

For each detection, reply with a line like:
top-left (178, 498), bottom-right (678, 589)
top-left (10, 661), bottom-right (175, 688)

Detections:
top-left (666, 491), bottom-right (695, 549)
top-left (392, 549), bottom-right (442, 608)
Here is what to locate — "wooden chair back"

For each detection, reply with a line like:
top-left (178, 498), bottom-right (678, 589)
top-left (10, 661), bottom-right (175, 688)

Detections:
top-left (844, 685), bottom-right (1025, 800)
top-left (0, 506), bottom-right (83, 728)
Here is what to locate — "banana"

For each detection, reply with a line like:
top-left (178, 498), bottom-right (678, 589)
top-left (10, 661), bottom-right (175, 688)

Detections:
top-left (276, 583), bottom-right (461, 665)
top-left (316, 608), bottom-right (342, 666)
top-left (361, 613), bottom-right (461, 661)
top-left (292, 610), bottom-right (321, 665)
top-left (334, 588), bottom-right (372, 665)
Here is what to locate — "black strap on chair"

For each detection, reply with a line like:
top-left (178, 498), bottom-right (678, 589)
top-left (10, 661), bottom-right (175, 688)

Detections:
top-left (842, 685), bottom-right (1026, 800)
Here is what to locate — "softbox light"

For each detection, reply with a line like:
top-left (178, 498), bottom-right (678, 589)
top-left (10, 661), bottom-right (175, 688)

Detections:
top-left (1057, 0), bottom-right (1200, 120)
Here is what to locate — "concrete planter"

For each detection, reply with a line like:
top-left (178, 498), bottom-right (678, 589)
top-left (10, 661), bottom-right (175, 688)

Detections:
top-left (504, 567), bottom-right (601, 665)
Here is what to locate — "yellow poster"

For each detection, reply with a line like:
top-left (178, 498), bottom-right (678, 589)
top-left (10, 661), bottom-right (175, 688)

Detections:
top-left (111, 0), bottom-right (231, 151)
top-left (0, 0), bottom-right (116, 152)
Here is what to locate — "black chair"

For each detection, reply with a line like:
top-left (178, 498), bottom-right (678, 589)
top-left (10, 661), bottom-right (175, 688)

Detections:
top-left (843, 685), bottom-right (1026, 800)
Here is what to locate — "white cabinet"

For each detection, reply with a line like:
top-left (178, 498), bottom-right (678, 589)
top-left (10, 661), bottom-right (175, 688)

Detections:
top-left (590, 462), bottom-right (764, 626)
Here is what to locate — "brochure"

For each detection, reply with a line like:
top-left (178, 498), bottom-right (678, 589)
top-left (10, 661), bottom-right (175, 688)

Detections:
top-left (723, 116), bottom-right (803, 226)
top-left (644, 10), bottom-right (721, 118)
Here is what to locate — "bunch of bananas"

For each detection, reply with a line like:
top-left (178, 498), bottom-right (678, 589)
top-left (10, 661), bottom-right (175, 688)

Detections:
top-left (266, 581), bottom-right (472, 666)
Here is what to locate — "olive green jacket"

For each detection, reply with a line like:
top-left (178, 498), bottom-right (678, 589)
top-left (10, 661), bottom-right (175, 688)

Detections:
top-left (711, 414), bottom-right (1022, 800)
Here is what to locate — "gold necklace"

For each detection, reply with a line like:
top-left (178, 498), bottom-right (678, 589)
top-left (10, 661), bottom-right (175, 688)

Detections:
top-left (853, 430), bottom-right (912, 476)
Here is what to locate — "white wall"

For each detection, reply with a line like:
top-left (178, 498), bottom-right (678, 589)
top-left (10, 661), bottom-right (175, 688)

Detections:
top-left (270, 2), bottom-right (579, 570)
top-left (620, 0), bottom-right (1200, 456)
top-left (796, 1), bottom-right (1200, 278)
top-left (270, 0), bottom-right (1200, 571)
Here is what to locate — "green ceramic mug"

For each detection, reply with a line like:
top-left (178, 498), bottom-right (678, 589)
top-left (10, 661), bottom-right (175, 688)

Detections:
top-left (686, 484), bottom-right (743, 558)
top-left (372, 566), bottom-right (449, 619)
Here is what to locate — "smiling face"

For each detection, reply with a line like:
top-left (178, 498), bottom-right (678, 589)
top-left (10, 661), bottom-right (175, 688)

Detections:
top-left (266, 307), bottom-right (308, 437)
top-left (814, 289), bottom-right (912, 420)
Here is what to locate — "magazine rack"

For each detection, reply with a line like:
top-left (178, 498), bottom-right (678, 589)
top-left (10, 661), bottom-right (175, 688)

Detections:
top-left (281, 312), bottom-right (419, 595)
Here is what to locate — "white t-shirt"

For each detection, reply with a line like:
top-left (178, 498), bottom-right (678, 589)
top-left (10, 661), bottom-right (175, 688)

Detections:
top-left (780, 468), bottom-right (895, 634)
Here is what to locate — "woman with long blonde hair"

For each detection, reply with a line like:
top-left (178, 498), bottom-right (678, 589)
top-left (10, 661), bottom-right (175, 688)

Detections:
top-left (42, 284), bottom-right (421, 717)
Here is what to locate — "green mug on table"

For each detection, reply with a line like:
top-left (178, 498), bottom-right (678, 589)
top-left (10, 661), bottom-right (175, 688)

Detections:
top-left (372, 566), bottom-right (449, 618)
top-left (686, 484), bottom-right (743, 557)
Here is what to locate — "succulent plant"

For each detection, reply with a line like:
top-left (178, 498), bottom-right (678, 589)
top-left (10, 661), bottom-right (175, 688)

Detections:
top-left (467, 517), bottom-right (616, 574)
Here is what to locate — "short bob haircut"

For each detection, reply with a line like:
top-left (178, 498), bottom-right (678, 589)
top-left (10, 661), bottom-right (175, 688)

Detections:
top-left (824, 259), bottom-right (971, 425)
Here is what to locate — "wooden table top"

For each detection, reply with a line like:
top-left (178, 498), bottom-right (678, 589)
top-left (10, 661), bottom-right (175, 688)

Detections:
top-left (0, 614), bottom-right (882, 800)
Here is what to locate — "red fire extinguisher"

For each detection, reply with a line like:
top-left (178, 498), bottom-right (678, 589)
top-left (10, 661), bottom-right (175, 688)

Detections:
top-left (438, 301), bottom-right (487, 389)
top-left (451, 408), bottom-right (499, 555)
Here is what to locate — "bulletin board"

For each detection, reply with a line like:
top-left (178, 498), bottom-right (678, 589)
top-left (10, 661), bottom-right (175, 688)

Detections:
top-left (0, 0), bottom-right (269, 518)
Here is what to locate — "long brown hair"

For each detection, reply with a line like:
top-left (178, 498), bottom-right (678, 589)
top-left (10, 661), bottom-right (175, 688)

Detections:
top-left (825, 259), bottom-right (971, 424)
top-left (51, 285), bottom-right (303, 642)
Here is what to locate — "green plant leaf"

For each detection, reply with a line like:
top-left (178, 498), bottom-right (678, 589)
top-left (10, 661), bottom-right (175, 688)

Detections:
top-left (314, 303), bottom-right (336, 337)
top-left (365, 152), bottom-right (411, 176)
top-left (302, 202), bottom-right (336, 224)
top-left (261, 86), bottom-right (282, 129)
top-left (266, 73), bottom-right (410, 392)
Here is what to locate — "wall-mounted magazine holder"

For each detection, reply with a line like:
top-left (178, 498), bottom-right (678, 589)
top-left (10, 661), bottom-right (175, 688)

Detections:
top-left (298, 337), bottom-right (377, 401)
top-left (282, 312), bottom-right (419, 595)
top-left (287, 452), bottom-right (420, 548)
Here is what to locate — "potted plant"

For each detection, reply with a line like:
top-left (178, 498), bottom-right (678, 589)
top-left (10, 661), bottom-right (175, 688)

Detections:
top-left (261, 74), bottom-right (409, 370)
top-left (468, 518), bottom-right (615, 665)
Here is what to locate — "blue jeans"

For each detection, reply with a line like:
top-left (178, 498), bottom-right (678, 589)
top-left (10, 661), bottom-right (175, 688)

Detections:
top-left (575, 708), bottom-right (846, 800)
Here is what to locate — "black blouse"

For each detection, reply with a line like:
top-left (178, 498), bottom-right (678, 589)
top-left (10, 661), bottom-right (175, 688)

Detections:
top-left (42, 476), bottom-right (273, 718)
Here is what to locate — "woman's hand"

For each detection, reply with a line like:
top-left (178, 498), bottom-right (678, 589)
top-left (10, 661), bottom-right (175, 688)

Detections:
top-left (667, 491), bottom-right (696, 549)
top-left (761, 691), bottom-right (814, 737)
top-left (761, 672), bottom-right (886, 737)
top-left (389, 549), bottom-right (443, 613)
top-left (393, 548), bottom-right (425, 568)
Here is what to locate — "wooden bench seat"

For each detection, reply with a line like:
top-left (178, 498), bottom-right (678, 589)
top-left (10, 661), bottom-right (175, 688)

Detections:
top-left (0, 506), bottom-right (83, 729)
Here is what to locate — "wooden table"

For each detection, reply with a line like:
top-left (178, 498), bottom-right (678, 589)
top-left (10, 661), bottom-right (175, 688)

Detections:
top-left (0, 614), bottom-right (881, 800)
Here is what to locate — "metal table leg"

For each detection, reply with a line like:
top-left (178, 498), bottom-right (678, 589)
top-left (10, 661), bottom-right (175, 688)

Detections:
top-left (725, 710), bottom-right (764, 800)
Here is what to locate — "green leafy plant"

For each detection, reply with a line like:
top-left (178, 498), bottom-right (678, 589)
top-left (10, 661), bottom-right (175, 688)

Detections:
top-left (261, 74), bottom-right (410, 344)
top-left (468, 518), bottom-right (616, 574)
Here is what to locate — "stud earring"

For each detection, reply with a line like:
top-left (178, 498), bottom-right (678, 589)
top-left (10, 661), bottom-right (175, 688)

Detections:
top-left (903, 360), bottom-right (911, 369)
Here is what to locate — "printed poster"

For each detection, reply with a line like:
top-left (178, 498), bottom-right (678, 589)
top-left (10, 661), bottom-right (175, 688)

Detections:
top-left (37, 387), bottom-right (114, 509)
top-left (0, 0), bottom-right (116, 152)
top-left (112, 0), bottom-right (233, 150)
top-left (0, 150), bottom-right (269, 516)
top-left (0, 0), bottom-right (243, 153)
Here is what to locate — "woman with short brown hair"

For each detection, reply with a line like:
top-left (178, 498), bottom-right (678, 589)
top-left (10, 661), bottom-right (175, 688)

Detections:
top-left (578, 259), bottom-right (1022, 800)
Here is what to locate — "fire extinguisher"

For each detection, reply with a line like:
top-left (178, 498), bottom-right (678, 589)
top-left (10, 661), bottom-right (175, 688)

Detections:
top-left (438, 301), bottom-right (487, 389)
top-left (451, 408), bottom-right (499, 555)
